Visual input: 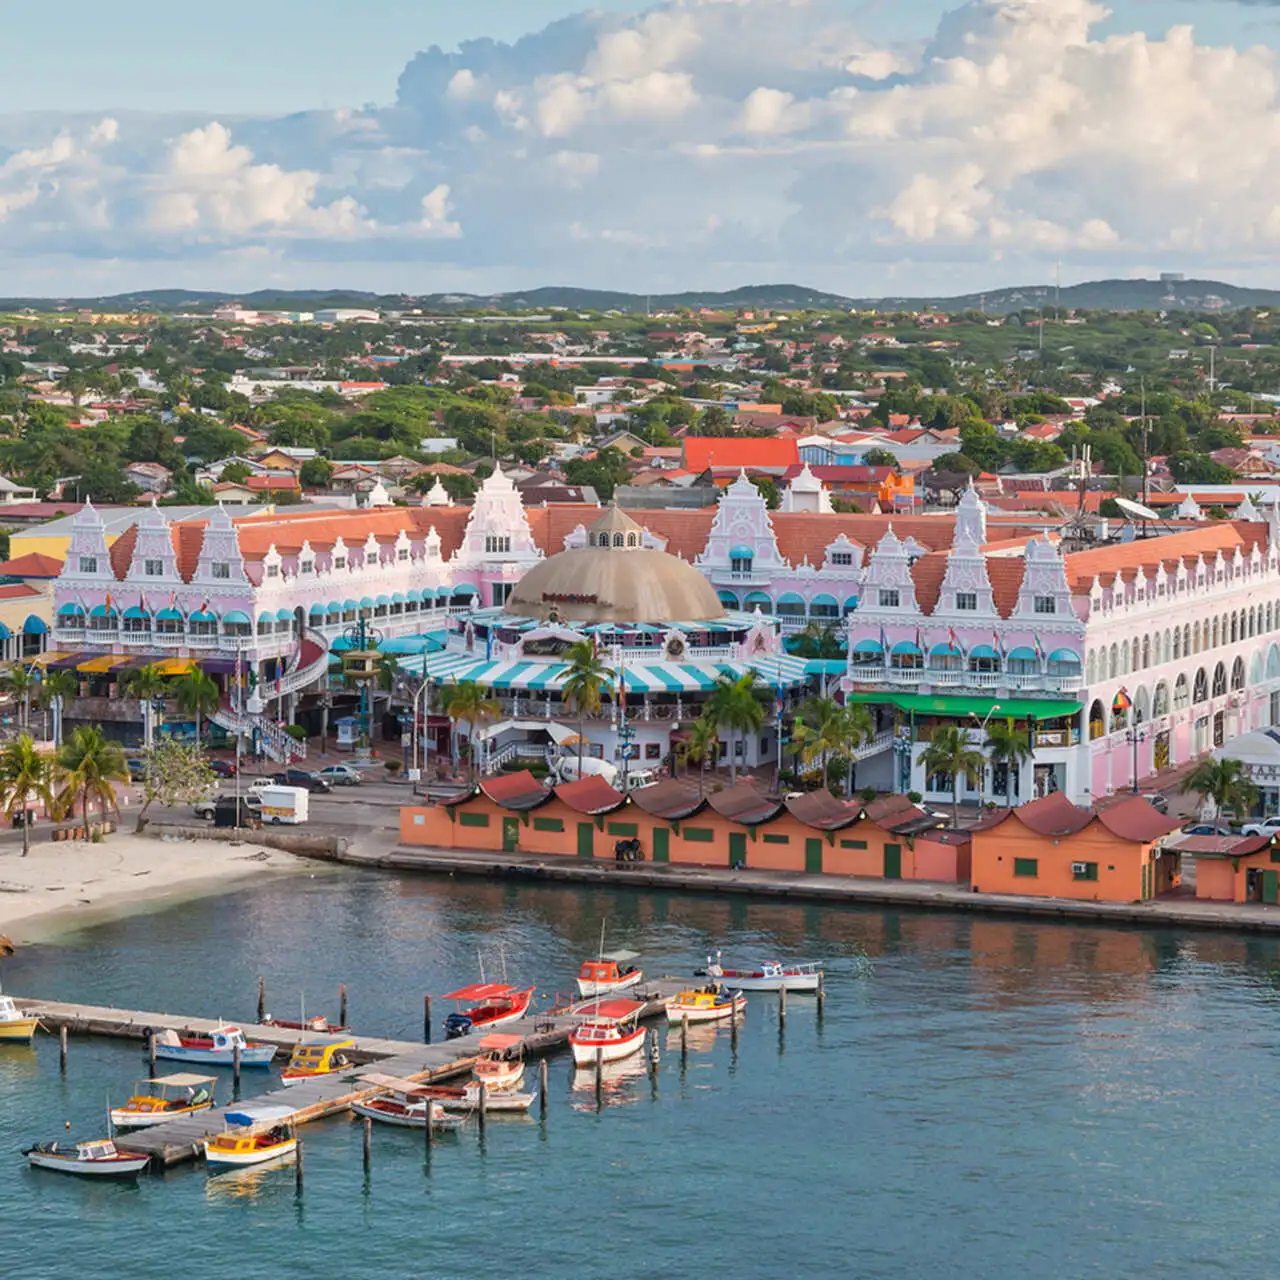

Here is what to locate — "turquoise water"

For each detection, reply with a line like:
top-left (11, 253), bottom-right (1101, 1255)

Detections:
top-left (3, 870), bottom-right (1280, 1279)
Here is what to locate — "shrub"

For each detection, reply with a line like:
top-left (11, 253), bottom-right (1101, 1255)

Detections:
top-left (285, 724), bottom-right (307, 741)
top-left (907, 790), bottom-right (923, 804)
top-left (384, 759), bottom-right (402, 775)
top-left (858, 786), bottom-right (878, 805)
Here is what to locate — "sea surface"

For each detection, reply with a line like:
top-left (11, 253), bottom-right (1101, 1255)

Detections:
top-left (2, 868), bottom-right (1278, 1279)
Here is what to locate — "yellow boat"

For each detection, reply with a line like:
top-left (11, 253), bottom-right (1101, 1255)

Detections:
top-left (0, 990), bottom-right (39, 1043)
top-left (109, 1073), bottom-right (216, 1128)
top-left (280, 1038), bottom-right (356, 1087)
top-left (665, 985), bottom-right (747, 1025)
top-left (204, 1106), bottom-right (297, 1169)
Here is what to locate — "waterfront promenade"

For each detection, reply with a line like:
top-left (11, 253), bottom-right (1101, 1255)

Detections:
top-left (317, 839), bottom-right (1280, 936)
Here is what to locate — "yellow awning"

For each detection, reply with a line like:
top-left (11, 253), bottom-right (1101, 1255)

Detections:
top-left (155, 658), bottom-right (194, 676)
top-left (77, 655), bottom-right (121, 673)
top-left (29, 652), bottom-right (70, 668)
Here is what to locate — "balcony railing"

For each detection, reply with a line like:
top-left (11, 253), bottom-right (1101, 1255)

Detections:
top-left (710, 567), bottom-right (774, 586)
top-left (843, 666), bottom-right (1085, 695)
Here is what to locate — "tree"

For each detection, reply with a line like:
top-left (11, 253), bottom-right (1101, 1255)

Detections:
top-left (790, 621), bottom-right (843, 661)
top-left (918, 724), bottom-right (984, 828)
top-left (750, 477), bottom-right (781, 509)
top-left (561, 641), bottom-right (615, 782)
top-left (705, 672), bottom-right (766, 786)
top-left (1, 663), bottom-right (37, 730)
top-left (861, 448), bottom-right (898, 467)
top-left (438, 681), bottom-right (499, 782)
top-left (57, 725), bottom-right (128, 841)
top-left (0, 734), bottom-right (59, 855)
top-left (173, 667), bottom-right (221, 744)
top-left (219, 462), bottom-right (251, 484)
top-left (984, 720), bottom-right (1034, 806)
top-left (135, 741), bottom-right (217, 833)
top-left (1180, 757), bottom-right (1257, 826)
top-left (790, 696), bottom-right (844, 785)
top-left (122, 663), bottom-right (168, 746)
top-left (677, 716), bottom-right (718, 797)
top-left (299, 457), bottom-right (333, 488)
top-left (835, 703), bottom-right (875, 798)
top-left (38, 669), bottom-right (78, 745)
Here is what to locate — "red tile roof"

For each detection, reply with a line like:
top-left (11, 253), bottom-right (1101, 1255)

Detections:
top-left (682, 438), bottom-right (800, 471)
top-left (478, 770), bottom-right (550, 810)
top-left (0, 552), bottom-right (62, 577)
top-left (553, 776), bottom-right (626, 815)
top-left (1063, 522), bottom-right (1267, 594)
top-left (706, 781), bottom-right (782, 825)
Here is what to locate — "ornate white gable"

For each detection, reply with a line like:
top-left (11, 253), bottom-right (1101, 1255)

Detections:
top-left (454, 463), bottom-right (544, 569)
top-left (194, 503), bottom-right (248, 587)
top-left (780, 463), bottom-right (833, 514)
top-left (62, 498), bottom-right (114, 587)
top-left (423, 478), bottom-right (452, 507)
top-left (1011, 537), bottom-right (1072, 621)
top-left (128, 499), bottom-right (181, 587)
top-left (694, 471), bottom-right (786, 572)
top-left (954, 479), bottom-right (988, 545)
top-left (937, 530), bottom-right (996, 617)
top-left (854, 528), bottom-right (920, 614)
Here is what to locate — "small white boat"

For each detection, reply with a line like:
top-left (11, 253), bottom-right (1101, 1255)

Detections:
top-left (570, 999), bottom-right (647, 1066)
top-left (666, 985), bottom-right (747, 1024)
top-left (110, 1073), bottom-right (216, 1129)
top-left (153, 1025), bottom-right (276, 1067)
top-left (25, 1139), bottom-right (149, 1179)
top-left (699, 953), bottom-right (823, 993)
top-left (204, 1106), bottom-right (298, 1169)
top-left (352, 1074), bottom-right (466, 1130)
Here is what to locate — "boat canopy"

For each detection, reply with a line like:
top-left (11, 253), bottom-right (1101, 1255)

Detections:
top-left (478, 1033), bottom-right (523, 1051)
top-left (144, 1073), bottom-right (218, 1087)
top-left (225, 1105), bottom-right (295, 1127)
top-left (602, 949), bottom-right (640, 962)
top-left (576, 998), bottom-right (644, 1021)
top-left (442, 983), bottom-right (518, 1001)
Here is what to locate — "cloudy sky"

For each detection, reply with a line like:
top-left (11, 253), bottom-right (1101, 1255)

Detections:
top-left (3, 0), bottom-right (1279, 298)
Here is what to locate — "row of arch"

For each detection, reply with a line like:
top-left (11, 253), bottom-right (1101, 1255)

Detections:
top-left (1087, 603), bottom-right (1280, 683)
top-left (1087, 654), bottom-right (1255, 737)
top-left (717, 590), bottom-right (857, 620)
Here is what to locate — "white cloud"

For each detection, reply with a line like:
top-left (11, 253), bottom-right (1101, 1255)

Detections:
top-left (419, 183), bottom-right (461, 239)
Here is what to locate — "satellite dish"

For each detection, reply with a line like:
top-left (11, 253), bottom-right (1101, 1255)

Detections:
top-left (1113, 496), bottom-right (1161, 521)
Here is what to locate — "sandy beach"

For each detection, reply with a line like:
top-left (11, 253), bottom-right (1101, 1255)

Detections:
top-left (0, 833), bottom-right (312, 945)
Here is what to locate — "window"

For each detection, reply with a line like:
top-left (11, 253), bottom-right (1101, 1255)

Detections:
top-left (645, 743), bottom-right (661, 760)
top-left (956, 592), bottom-right (977, 611)
top-left (831, 552), bottom-right (853, 566)
top-left (78, 556), bottom-right (97, 574)
top-left (266, 564), bottom-right (279, 579)
top-left (879, 589), bottom-right (899, 608)
top-left (1072, 862), bottom-right (1099, 882)
top-left (458, 812), bottom-right (489, 828)
top-left (607, 822), bottom-right (638, 837)
top-left (1033, 596), bottom-right (1056, 615)
top-left (533, 817), bottom-right (564, 833)
top-left (762, 833), bottom-right (790, 845)
top-left (485, 535), bottom-right (511, 554)
top-left (683, 827), bottom-right (714, 843)
top-left (211, 562), bottom-right (231, 580)
top-left (300, 560), bottom-right (313, 575)
top-left (333, 556), bottom-right (346, 570)
top-left (398, 548), bottom-right (409, 562)
top-left (730, 554), bottom-right (753, 573)
top-left (144, 559), bottom-right (163, 576)
top-left (840, 839), bottom-right (868, 850)
top-left (1013, 858), bottom-right (1038, 878)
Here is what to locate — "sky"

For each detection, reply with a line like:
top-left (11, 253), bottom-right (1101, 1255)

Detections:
top-left (2, 0), bottom-right (1280, 297)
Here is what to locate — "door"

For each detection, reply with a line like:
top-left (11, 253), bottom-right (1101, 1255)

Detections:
top-left (652, 827), bottom-right (670, 864)
top-left (729, 832), bottom-right (747, 868)
top-left (883, 843), bottom-right (902, 880)
top-left (577, 822), bottom-right (594, 859)
top-left (1263, 870), bottom-right (1278, 906)
top-left (502, 816), bottom-right (519, 853)
top-left (805, 838), bottom-right (823, 874)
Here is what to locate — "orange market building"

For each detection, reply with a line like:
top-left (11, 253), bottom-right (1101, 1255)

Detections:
top-left (1178, 833), bottom-right (1280, 903)
top-left (969, 792), bottom-right (1181, 902)
top-left (400, 773), bottom-right (970, 882)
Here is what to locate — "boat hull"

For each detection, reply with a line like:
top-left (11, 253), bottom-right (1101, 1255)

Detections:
top-left (576, 971), bottom-right (644, 999)
top-left (570, 1027), bottom-right (646, 1066)
top-left (0, 1018), bottom-right (40, 1043)
top-left (279, 1069), bottom-right (343, 1088)
top-left (26, 1151), bottom-right (149, 1178)
top-left (710, 973), bottom-right (821, 993)
top-left (350, 1099), bottom-right (464, 1130)
top-left (666, 995), bottom-right (747, 1024)
top-left (472, 1062), bottom-right (524, 1092)
top-left (429, 1086), bottom-right (536, 1112)
top-left (110, 1102), bottom-right (211, 1129)
top-left (154, 1044), bottom-right (276, 1067)
top-left (205, 1139), bottom-right (297, 1168)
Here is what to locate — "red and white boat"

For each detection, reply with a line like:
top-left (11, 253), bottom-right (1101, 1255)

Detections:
top-left (699, 952), bottom-right (823, 993)
top-left (25, 1138), bottom-right (150, 1179)
top-left (576, 953), bottom-right (644, 999)
top-left (352, 1076), bottom-right (465, 1131)
top-left (570, 999), bottom-right (647, 1066)
top-left (262, 1014), bottom-right (347, 1035)
top-left (442, 983), bottom-right (535, 1039)
top-left (472, 1033), bottom-right (525, 1092)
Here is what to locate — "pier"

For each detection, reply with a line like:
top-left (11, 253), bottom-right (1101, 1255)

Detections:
top-left (16, 982), bottom-right (690, 1166)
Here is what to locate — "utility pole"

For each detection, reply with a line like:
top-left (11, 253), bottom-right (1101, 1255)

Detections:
top-left (1209, 345), bottom-right (1217, 395)
top-left (1141, 378), bottom-right (1150, 516)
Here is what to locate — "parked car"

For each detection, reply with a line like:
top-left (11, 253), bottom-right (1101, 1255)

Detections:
top-left (209, 759), bottom-right (238, 778)
top-left (317, 764), bottom-right (362, 786)
top-left (271, 769), bottom-right (332, 794)
top-left (1181, 823), bottom-right (1232, 837)
top-left (1241, 816), bottom-right (1280, 838)
top-left (1147, 792), bottom-right (1169, 814)
top-left (193, 794), bottom-right (261, 821)
top-left (126, 758), bottom-right (147, 782)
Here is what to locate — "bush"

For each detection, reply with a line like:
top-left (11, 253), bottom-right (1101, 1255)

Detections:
top-left (285, 724), bottom-right (307, 741)
top-left (907, 791), bottom-right (923, 804)
top-left (384, 759), bottom-right (402, 775)
top-left (858, 786), bottom-right (878, 805)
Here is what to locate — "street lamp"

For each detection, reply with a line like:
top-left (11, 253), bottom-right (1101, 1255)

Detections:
top-left (969, 703), bottom-right (1001, 810)
top-left (1126, 721), bottom-right (1146, 794)
top-left (409, 677), bottom-right (431, 783)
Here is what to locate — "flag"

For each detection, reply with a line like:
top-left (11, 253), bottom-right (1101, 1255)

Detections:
top-left (992, 629), bottom-right (1002, 660)
top-left (275, 666), bottom-right (282, 697)
top-left (948, 626), bottom-right (964, 656)
top-left (618, 664), bottom-right (626, 714)
top-left (1033, 634), bottom-right (1044, 661)
top-left (915, 627), bottom-right (923, 654)
top-left (879, 625), bottom-right (888, 655)
top-left (1112, 687), bottom-right (1131, 715)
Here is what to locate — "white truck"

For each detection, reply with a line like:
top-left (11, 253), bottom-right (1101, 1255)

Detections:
top-left (552, 755), bottom-right (658, 792)
top-left (255, 784), bottom-right (310, 825)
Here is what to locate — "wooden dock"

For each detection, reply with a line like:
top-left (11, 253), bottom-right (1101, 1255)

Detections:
top-left (16, 981), bottom-right (691, 1167)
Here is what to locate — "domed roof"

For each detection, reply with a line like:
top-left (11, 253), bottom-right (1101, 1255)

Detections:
top-left (505, 507), bottom-right (724, 624)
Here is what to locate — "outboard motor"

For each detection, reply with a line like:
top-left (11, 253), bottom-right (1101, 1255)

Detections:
top-left (444, 1012), bottom-right (473, 1039)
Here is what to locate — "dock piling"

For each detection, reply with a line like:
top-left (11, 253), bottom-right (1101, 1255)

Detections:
top-left (681, 1012), bottom-right (688, 1064)
top-left (478, 1080), bottom-right (487, 1131)
top-left (362, 1115), bottom-right (372, 1172)
top-left (539, 1057), bottom-right (548, 1115)
top-left (148, 1032), bottom-right (156, 1070)
top-left (339, 983), bottom-right (348, 1028)
top-left (256, 975), bottom-right (265, 1024)
top-left (647, 1028), bottom-right (659, 1075)
top-left (423, 995), bottom-right (431, 1044)
top-left (816, 972), bottom-right (825, 1019)
top-left (425, 1101), bottom-right (434, 1149)
top-left (59, 1024), bottom-right (67, 1073)
top-left (730, 1011), bottom-right (738, 1052)
top-left (233, 1040), bottom-right (241, 1092)
top-left (295, 1139), bottom-right (304, 1196)
top-left (779, 985), bottom-right (787, 1025)
top-left (595, 1045), bottom-right (604, 1104)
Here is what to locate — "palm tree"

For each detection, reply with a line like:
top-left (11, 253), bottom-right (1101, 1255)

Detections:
top-left (835, 703), bottom-right (876, 798)
top-left (705, 672), bottom-right (766, 786)
top-left (0, 734), bottom-right (60, 856)
top-left (791, 621), bottom-right (843, 661)
top-left (560, 641), bottom-right (615, 783)
top-left (58, 725), bottom-right (128, 842)
top-left (173, 667), bottom-right (221, 745)
top-left (438, 681), bottom-right (499, 782)
top-left (918, 724), bottom-right (985, 828)
top-left (677, 716), bottom-right (719, 797)
top-left (1180, 757), bottom-right (1258, 828)
top-left (121, 663), bottom-right (168, 748)
top-left (1, 663), bottom-right (37, 731)
top-left (37, 669), bottom-right (78, 746)
top-left (790, 696), bottom-right (845, 785)
top-left (984, 720), bottom-right (1034, 806)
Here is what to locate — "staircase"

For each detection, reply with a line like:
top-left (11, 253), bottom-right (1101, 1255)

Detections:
top-left (210, 630), bottom-right (333, 764)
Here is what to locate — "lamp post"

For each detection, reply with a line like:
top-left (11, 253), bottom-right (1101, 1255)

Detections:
top-left (968, 703), bottom-right (1001, 810)
top-left (1127, 722), bottom-right (1146, 794)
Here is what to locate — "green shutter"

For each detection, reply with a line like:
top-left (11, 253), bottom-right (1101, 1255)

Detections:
top-left (576, 822), bottom-right (594, 859)
top-left (1013, 857), bottom-right (1038, 878)
top-left (805, 838), bottom-right (823, 874)
top-left (883, 843), bottom-right (902, 880)
top-left (840, 839), bottom-right (868, 850)
top-left (502, 816), bottom-right (519, 853)
top-left (459, 812), bottom-right (490, 828)
top-left (606, 822), bottom-right (638, 837)
top-left (762, 833), bottom-right (790, 845)
top-left (683, 827), bottom-right (714, 843)
top-left (729, 832), bottom-right (747, 867)
top-left (532, 817), bottom-right (564, 833)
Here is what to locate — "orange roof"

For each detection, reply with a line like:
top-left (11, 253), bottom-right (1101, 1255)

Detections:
top-left (0, 552), bottom-right (62, 577)
top-left (1063, 522), bottom-right (1266, 593)
top-left (681, 438), bottom-right (800, 471)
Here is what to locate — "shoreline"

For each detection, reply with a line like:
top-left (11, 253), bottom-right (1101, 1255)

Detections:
top-left (322, 842), bottom-right (1280, 937)
top-left (0, 833), bottom-right (314, 946)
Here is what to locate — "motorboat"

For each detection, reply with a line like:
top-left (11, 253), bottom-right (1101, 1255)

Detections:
top-left (472, 1034), bottom-right (525, 1092)
top-left (352, 1075), bottom-right (466, 1131)
top-left (109, 1074), bottom-right (216, 1128)
top-left (665, 985), bottom-right (747, 1025)
top-left (441, 983), bottom-right (535, 1039)
top-left (24, 1139), bottom-right (149, 1179)
top-left (280, 1039), bottom-right (356, 1087)
top-left (698, 953), bottom-right (823, 993)
top-left (262, 1014), bottom-right (347, 1035)
top-left (0, 988), bottom-right (39, 1044)
top-left (576, 953), bottom-right (644, 999)
top-left (204, 1106), bottom-right (297, 1169)
top-left (152, 1025), bottom-right (277, 1067)
top-left (570, 999), bottom-right (647, 1066)
top-left (421, 1082), bottom-right (537, 1113)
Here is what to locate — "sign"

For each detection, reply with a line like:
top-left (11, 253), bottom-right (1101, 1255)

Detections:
top-left (542, 592), bottom-right (599, 606)
top-left (523, 635), bottom-right (575, 657)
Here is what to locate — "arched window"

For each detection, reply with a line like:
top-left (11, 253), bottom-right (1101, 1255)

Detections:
top-left (1086, 651), bottom-right (1097, 683)
top-left (1211, 617), bottom-right (1219, 648)
top-left (1183, 623), bottom-right (1191, 656)
top-left (1173, 628), bottom-right (1182, 661)
top-left (1213, 662), bottom-right (1227, 698)
top-left (1109, 642), bottom-right (1118, 678)
top-left (1131, 638), bottom-right (1140, 671)
top-left (1142, 635), bottom-right (1150, 669)
top-left (1088, 699), bottom-right (1107, 741)
top-left (1193, 668), bottom-right (1209, 703)
top-left (1270, 603), bottom-right (1275, 632)
top-left (613, 532), bottom-right (625, 548)
top-left (1232, 656), bottom-right (1246, 691)
top-left (1194, 621), bottom-right (1202, 653)
top-left (1134, 687), bottom-right (1150, 725)
top-left (626, 533), bottom-right (637, 548)
top-left (1174, 673), bottom-right (1190, 709)
top-left (1231, 613), bottom-right (1239, 644)
top-left (1153, 681), bottom-right (1170, 716)
top-left (1153, 633), bottom-right (1162, 666)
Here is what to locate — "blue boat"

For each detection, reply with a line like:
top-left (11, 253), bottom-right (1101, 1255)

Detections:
top-left (152, 1025), bottom-right (277, 1067)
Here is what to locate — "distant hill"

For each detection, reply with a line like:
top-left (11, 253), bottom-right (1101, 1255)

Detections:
top-left (4, 277), bottom-right (1280, 316)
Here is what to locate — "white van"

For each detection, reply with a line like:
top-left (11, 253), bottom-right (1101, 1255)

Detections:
top-left (553, 756), bottom-right (657, 792)
top-left (255, 784), bottom-right (310, 824)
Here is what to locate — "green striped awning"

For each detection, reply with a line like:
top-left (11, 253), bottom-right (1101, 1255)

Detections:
top-left (845, 692), bottom-right (1081, 720)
